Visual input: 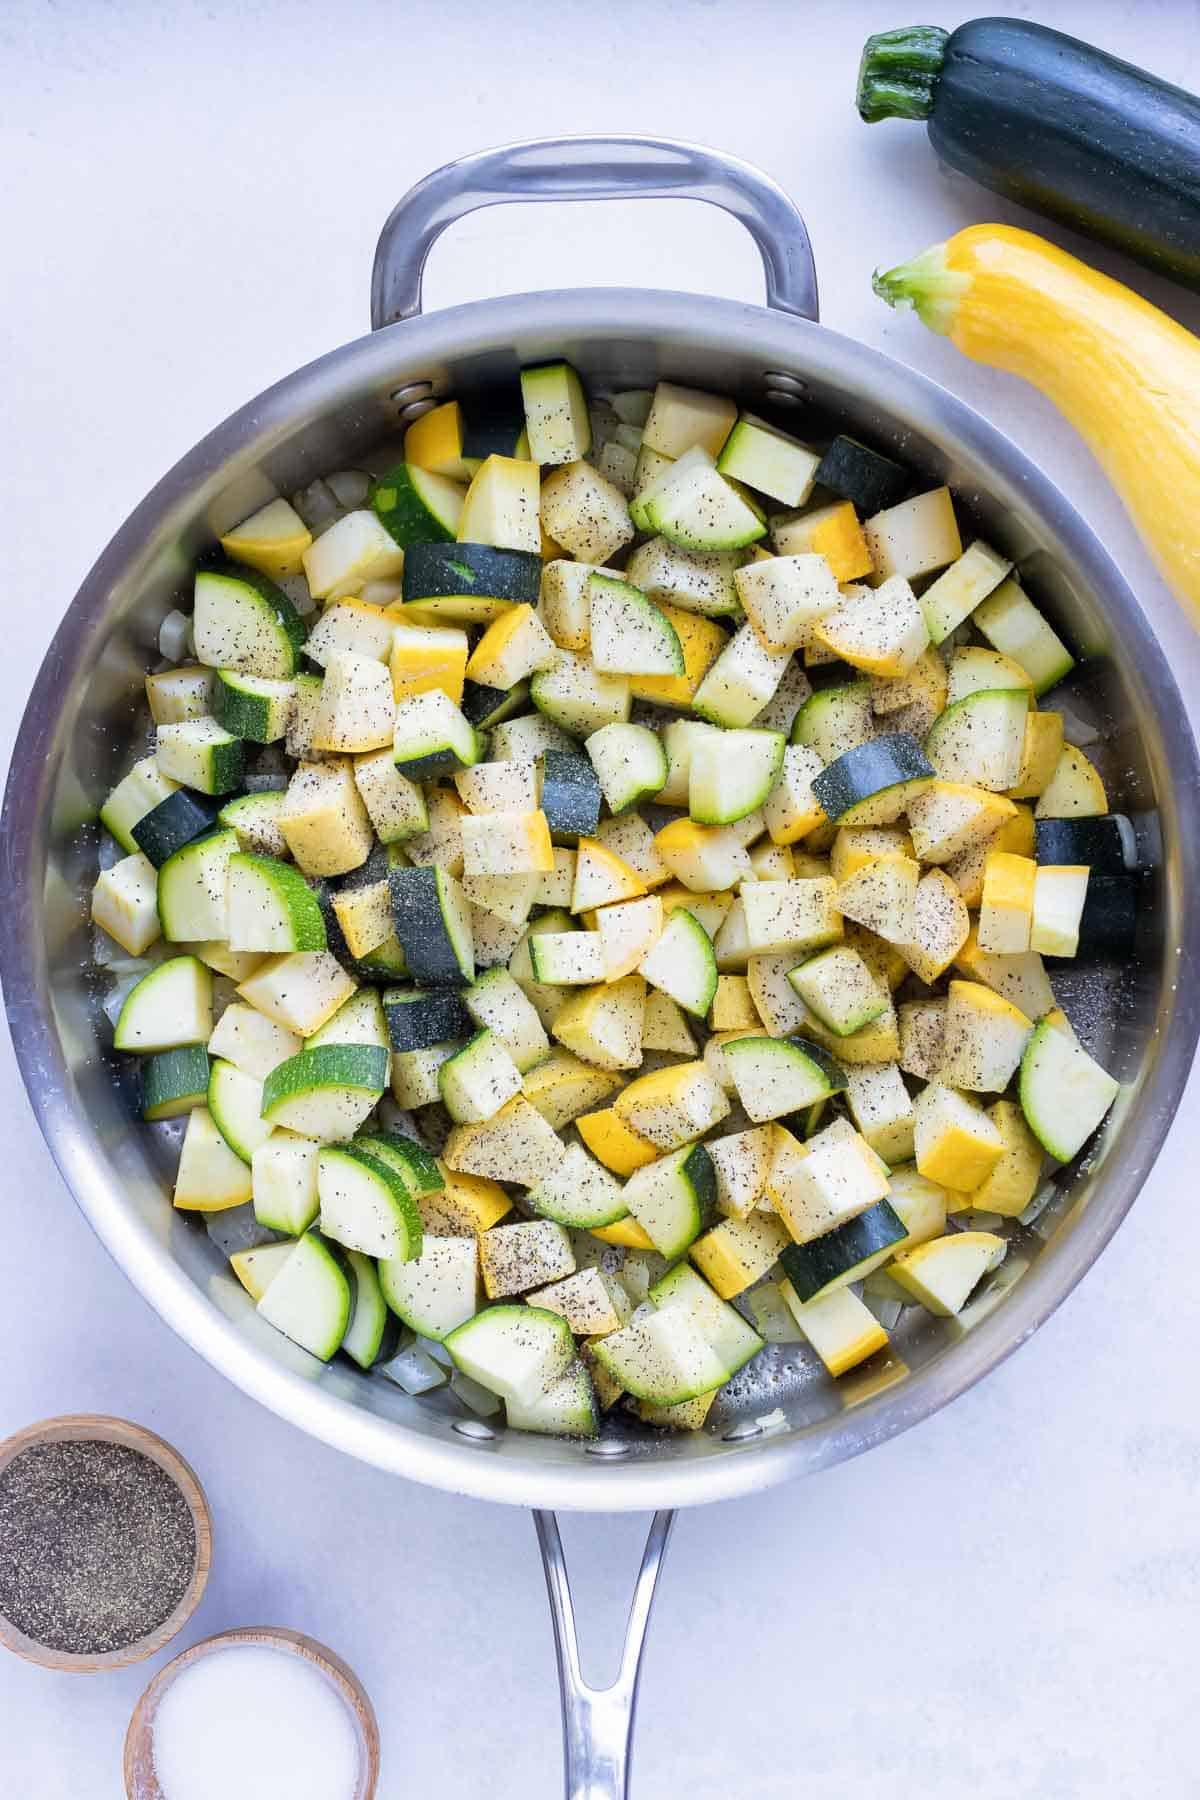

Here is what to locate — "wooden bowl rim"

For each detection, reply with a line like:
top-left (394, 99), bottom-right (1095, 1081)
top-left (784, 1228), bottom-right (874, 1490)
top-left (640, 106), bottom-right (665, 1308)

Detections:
top-left (0, 1413), bottom-right (212, 1674)
top-left (123, 1626), bottom-right (380, 1799)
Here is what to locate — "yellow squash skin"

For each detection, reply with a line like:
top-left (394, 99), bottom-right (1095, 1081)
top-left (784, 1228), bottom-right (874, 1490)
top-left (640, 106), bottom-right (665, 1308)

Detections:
top-left (875, 224), bottom-right (1200, 624)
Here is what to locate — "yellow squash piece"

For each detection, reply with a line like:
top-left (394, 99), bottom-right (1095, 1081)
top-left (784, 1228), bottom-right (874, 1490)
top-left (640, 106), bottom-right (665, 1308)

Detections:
top-left (978, 850), bottom-right (1037, 954)
top-left (590, 1215), bottom-right (657, 1250)
top-left (430, 1164), bottom-right (512, 1233)
top-left (913, 1084), bottom-right (1005, 1192)
top-left (710, 974), bottom-right (760, 1032)
top-left (773, 499), bottom-right (873, 581)
top-left (576, 1106), bottom-right (659, 1175)
top-left (889, 1231), bottom-right (1006, 1317)
top-left (390, 623), bottom-right (469, 705)
top-left (874, 221), bottom-right (1200, 628)
top-left (552, 976), bottom-right (646, 1072)
top-left (967, 1101), bottom-right (1043, 1218)
top-left (629, 602), bottom-right (727, 709)
top-left (521, 1049), bottom-right (621, 1130)
top-left (690, 1211), bottom-right (790, 1299)
top-left (220, 497), bottom-right (312, 582)
top-left (404, 400), bottom-right (477, 482)
top-left (782, 1282), bottom-right (889, 1378)
top-left (572, 839), bottom-right (646, 911)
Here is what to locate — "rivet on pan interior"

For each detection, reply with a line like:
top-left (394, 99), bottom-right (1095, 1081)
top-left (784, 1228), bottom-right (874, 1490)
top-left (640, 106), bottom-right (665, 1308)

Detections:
top-left (762, 370), bottom-right (806, 394)
top-left (452, 1418), bottom-right (496, 1442)
top-left (400, 398), bottom-right (438, 424)
top-left (389, 380), bottom-right (434, 405)
top-left (585, 1440), bottom-right (629, 1458)
top-left (764, 388), bottom-right (802, 408)
top-left (722, 1421), bottom-right (763, 1442)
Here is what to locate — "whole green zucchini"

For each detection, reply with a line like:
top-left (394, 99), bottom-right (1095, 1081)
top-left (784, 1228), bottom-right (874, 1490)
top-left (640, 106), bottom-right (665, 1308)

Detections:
top-left (857, 18), bottom-right (1200, 289)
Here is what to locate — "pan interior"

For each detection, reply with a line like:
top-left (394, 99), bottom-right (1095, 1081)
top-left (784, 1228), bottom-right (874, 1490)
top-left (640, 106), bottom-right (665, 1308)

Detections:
top-left (15, 291), bottom-right (1191, 1503)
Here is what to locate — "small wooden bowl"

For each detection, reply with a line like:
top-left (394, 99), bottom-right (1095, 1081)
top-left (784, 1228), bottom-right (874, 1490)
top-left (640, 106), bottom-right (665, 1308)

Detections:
top-left (124, 1627), bottom-right (380, 1799)
top-left (0, 1414), bottom-right (211, 1674)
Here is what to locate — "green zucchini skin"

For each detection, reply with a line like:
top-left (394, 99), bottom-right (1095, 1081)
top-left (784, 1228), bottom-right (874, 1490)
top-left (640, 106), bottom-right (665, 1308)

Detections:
top-left (131, 791), bottom-right (220, 867)
top-left (859, 19), bottom-right (1200, 290)
top-left (539, 750), bottom-right (602, 840)
top-left (402, 542), bottom-right (542, 605)
top-left (779, 1199), bottom-right (906, 1303)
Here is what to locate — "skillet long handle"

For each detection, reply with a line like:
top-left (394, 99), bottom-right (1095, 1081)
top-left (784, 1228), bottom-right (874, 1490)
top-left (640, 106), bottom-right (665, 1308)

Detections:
top-left (534, 1509), bottom-right (676, 1800)
top-left (370, 135), bottom-right (819, 326)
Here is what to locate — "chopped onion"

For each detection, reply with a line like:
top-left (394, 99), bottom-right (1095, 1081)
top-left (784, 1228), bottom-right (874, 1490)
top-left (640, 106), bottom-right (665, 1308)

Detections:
top-left (416, 1335), bottom-right (454, 1367)
top-left (614, 423), bottom-right (643, 453)
top-left (97, 832), bottom-right (124, 871)
top-left (101, 969), bottom-right (150, 1024)
top-left (450, 1371), bottom-right (502, 1417)
top-left (206, 1204), bottom-right (280, 1258)
top-left (158, 609), bottom-right (192, 664)
top-left (1056, 698), bottom-right (1101, 747)
top-left (380, 1345), bottom-right (448, 1396)
top-left (754, 1407), bottom-right (787, 1434)
top-left (746, 1279), bottom-right (805, 1343)
top-left (1018, 1182), bottom-right (1059, 1229)
top-left (610, 389), bottom-right (654, 428)
top-left (952, 1208), bottom-right (1006, 1233)
top-left (360, 578), bottom-right (404, 607)
top-left (290, 478), bottom-right (342, 535)
top-left (326, 469), bottom-right (372, 511)
top-left (862, 1291), bottom-right (903, 1331)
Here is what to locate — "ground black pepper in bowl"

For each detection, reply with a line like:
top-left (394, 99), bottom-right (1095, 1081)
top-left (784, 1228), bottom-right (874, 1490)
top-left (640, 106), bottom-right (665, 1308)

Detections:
top-left (0, 1438), bottom-right (196, 1656)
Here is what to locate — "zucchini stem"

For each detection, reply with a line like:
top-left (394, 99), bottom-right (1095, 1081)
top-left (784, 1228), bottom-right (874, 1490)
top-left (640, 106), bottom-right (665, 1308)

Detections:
top-left (871, 243), bottom-right (968, 336)
top-left (857, 25), bottom-right (949, 123)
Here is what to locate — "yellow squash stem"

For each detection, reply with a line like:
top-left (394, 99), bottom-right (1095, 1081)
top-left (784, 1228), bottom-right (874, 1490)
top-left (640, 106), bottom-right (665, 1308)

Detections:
top-left (874, 223), bottom-right (1200, 625)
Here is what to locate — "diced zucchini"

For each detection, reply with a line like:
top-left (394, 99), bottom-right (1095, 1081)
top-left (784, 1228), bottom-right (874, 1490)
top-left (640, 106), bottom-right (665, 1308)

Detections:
top-left (388, 864), bottom-right (474, 986)
top-left (595, 894), bottom-right (665, 982)
top-left (811, 733), bottom-right (933, 826)
top-left (193, 565), bottom-right (307, 680)
top-left (505, 1361), bottom-right (599, 1437)
top-left (141, 1045), bottom-right (210, 1121)
top-left (585, 723), bottom-right (668, 815)
top-left (257, 1231), bottom-right (351, 1360)
top-left (637, 909), bottom-right (718, 1020)
top-left (527, 1142), bottom-right (628, 1229)
top-left (814, 435), bottom-right (909, 515)
top-left (787, 945), bottom-right (888, 1036)
top-left (238, 950), bottom-right (357, 1039)
top-left (530, 930), bottom-right (606, 986)
top-left (379, 1235), bottom-right (480, 1341)
top-left (225, 851), bottom-right (326, 953)
top-left (587, 574), bottom-right (683, 675)
top-left (317, 1145), bottom-right (422, 1261)
top-left (252, 1133), bottom-right (321, 1235)
top-left (919, 540), bottom-right (1012, 643)
top-left (642, 382), bottom-right (737, 460)
top-left (646, 453), bottom-right (766, 552)
top-left (531, 651), bottom-right (631, 738)
top-left (520, 361), bottom-right (590, 464)
top-left (925, 689), bottom-right (1030, 792)
top-left (973, 577), bottom-right (1075, 696)
top-left (779, 1199), bottom-right (907, 1303)
top-left (688, 729), bottom-right (784, 827)
top-left (692, 623), bottom-right (791, 727)
top-left (92, 852), bottom-right (162, 957)
top-left (717, 414), bottom-right (820, 505)
top-left (792, 680), bottom-right (875, 764)
top-left (740, 877), bottom-right (841, 957)
top-left (438, 1029), bottom-right (524, 1123)
top-left (723, 1033), bottom-right (846, 1122)
top-left (477, 1219), bottom-right (575, 1301)
top-left (392, 690), bottom-right (481, 780)
top-left (155, 717), bottom-right (245, 796)
top-left (145, 666), bottom-right (213, 726)
top-left (624, 538), bottom-right (743, 617)
top-left (1030, 864), bottom-right (1090, 957)
top-left (592, 1307), bottom-right (730, 1406)
top-left (114, 955), bottom-right (212, 1053)
top-left (260, 1043), bottom-right (388, 1139)
top-left (1018, 1018), bottom-right (1119, 1162)
top-left (207, 1058), bottom-right (274, 1163)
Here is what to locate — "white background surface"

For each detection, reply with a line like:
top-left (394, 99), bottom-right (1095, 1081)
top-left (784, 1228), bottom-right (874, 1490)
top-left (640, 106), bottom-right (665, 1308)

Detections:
top-left (3, 2), bottom-right (1200, 1794)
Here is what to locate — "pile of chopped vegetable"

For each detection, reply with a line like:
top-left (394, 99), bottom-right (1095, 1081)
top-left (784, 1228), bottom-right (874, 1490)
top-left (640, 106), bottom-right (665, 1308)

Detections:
top-left (90, 364), bottom-right (1129, 1438)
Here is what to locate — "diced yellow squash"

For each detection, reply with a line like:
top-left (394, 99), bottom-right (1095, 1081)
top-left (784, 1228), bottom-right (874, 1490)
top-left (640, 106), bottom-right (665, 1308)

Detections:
top-left (978, 851), bottom-right (1037, 954)
top-left (462, 809), bottom-right (555, 876)
top-left (782, 1282), bottom-right (889, 1377)
top-left (313, 653), bottom-right (395, 753)
top-left (220, 497), bottom-right (312, 582)
top-left (279, 758), bottom-right (375, 877)
top-left (521, 1048), bottom-right (621, 1129)
top-left (635, 1391), bottom-right (719, 1430)
top-left (577, 1106), bottom-right (659, 1175)
top-left (774, 499), bottom-right (873, 581)
top-left (613, 1059), bottom-right (730, 1149)
top-left (690, 1211), bottom-right (789, 1298)
top-left (831, 827), bottom-right (912, 883)
top-left (945, 802), bottom-right (1035, 906)
top-left (465, 603), bottom-right (559, 688)
top-left (1035, 743), bottom-right (1108, 819)
top-left (907, 780), bottom-right (1019, 864)
top-left (553, 976), bottom-right (646, 1072)
top-left (594, 894), bottom-right (664, 981)
top-left (813, 575), bottom-right (929, 677)
top-left (404, 400), bottom-right (475, 481)
top-left (92, 852), bottom-right (161, 956)
top-left (629, 602), bottom-right (727, 709)
top-left (897, 868), bottom-right (971, 985)
top-left (390, 623), bottom-right (469, 705)
top-left (968, 1100), bottom-right (1044, 1217)
top-left (710, 974), bottom-right (760, 1031)
top-left (913, 1085), bottom-right (1005, 1191)
top-left (330, 879), bottom-right (392, 961)
top-left (590, 1214), bottom-right (657, 1250)
top-left (459, 456), bottom-right (542, 554)
top-left (1008, 710), bottom-right (1065, 799)
top-left (572, 839), bottom-right (646, 911)
top-left (430, 1164), bottom-right (513, 1233)
top-left (889, 1231), bottom-right (1006, 1316)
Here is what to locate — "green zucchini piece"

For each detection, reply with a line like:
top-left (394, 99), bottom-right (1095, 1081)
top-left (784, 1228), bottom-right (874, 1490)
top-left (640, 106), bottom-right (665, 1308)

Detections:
top-left (156, 828), bottom-right (239, 941)
top-left (370, 462), bottom-right (464, 546)
top-left (520, 361), bottom-right (591, 465)
top-left (1018, 1018), bottom-right (1119, 1162)
top-left (622, 1142), bottom-right (715, 1259)
top-left (353, 1129), bottom-right (444, 1198)
top-left (141, 1045), bottom-right (211, 1120)
top-left (341, 1249), bottom-right (404, 1369)
top-left (212, 670), bottom-right (295, 743)
top-left (722, 1035), bottom-right (847, 1123)
top-left (813, 435), bottom-right (909, 514)
top-left (100, 756), bottom-right (179, 853)
top-left (260, 1044), bottom-right (389, 1139)
top-left (402, 541), bottom-right (542, 606)
top-left (317, 1144), bottom-right (423, 1261)
top-left (131, 790), bottom-right (219, 868)
top-left (539, 749), bottom-right (602, 839)
top-left (393, 691), bottom-right (482, 780)
top-left (383, 985), bottom-right (472, 1052)
top-left (227, 851), bottom-right (326, 952)
top-left (460, 678), bottom-right (530, 731)
top-left (256, 1230), bottom-right (351, 1362)
top-left (778, 1200), bottom-right (907, 1303)
top-left (388, 864), bottom-right (474, 987)
top-left (378, 1235), bottom-right (480, 1341)
top-left (810, 732), bottom-right (933, 825)
top-left (445, 1304), bottom-right (575, 1403)
top-left (193, 563), bottom-right (307, 680)
top-left (791, 681), bottom-right (875, 763)
top-left (208, 1058), bottom-right (275, 1163)
top-left (114, 955), bottom-right (212, 1054)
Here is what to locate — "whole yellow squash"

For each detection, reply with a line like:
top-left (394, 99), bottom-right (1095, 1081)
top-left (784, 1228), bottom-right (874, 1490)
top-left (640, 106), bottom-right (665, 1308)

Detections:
top-left (874, 223), bottom-right (1200, 624)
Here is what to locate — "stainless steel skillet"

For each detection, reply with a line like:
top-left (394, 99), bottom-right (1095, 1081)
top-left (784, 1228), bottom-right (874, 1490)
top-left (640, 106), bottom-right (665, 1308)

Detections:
top-left (3, 137), bottom-right (1197, 1797)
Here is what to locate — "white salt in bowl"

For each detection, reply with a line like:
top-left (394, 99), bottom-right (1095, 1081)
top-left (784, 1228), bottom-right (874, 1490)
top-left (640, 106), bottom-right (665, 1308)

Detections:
top-left (124, 1627), bottom-right (379, 1800)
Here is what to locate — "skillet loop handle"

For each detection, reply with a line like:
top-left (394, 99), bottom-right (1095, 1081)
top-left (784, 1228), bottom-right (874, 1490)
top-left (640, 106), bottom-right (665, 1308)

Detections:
top-left (370, 135), bottom-right (819, 327)
top-left (534, 1508), bottom-right (676, 1800)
